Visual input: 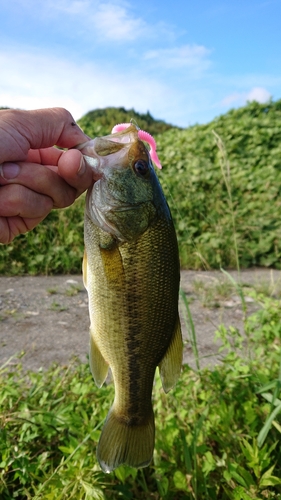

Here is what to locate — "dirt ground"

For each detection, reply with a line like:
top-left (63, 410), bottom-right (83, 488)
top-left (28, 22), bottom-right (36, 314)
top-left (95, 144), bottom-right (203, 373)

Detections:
top-left (0, 268), bottom-right (281, 372)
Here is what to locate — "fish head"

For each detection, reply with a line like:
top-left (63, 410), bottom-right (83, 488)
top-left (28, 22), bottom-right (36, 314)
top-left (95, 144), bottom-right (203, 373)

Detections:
top-left (77, 124), bottom-right (167, 242)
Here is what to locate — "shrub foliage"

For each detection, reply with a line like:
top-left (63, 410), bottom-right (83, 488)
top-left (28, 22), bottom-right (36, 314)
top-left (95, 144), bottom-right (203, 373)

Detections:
top-left (0, 100), bottom-right (281, 273)
top-left (157, 99), bottom-right (281, 269)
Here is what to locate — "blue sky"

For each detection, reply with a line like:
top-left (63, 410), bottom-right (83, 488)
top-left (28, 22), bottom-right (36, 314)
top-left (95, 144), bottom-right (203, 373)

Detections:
top-left (1, 0), bottom-right (280, 127)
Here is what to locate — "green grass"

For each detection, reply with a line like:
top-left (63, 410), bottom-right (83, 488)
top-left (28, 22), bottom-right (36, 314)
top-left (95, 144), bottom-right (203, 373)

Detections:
top-left (1, 291), bottom-right (281, 499)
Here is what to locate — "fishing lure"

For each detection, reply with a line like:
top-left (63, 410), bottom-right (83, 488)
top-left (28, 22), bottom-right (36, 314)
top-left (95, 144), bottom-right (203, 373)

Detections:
top-left (111, 123), bottom-right (162, 169)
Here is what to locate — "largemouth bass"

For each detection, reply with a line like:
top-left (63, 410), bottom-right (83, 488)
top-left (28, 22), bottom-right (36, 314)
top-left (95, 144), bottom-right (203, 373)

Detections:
top-left (77, 123), bottom-right (183, 473)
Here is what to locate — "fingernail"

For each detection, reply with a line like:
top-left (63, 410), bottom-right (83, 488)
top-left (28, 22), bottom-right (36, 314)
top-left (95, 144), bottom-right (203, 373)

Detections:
top-left (0, 162), bottom-right (21, 180)
top-left (77, 156), bottom-right (86, 176)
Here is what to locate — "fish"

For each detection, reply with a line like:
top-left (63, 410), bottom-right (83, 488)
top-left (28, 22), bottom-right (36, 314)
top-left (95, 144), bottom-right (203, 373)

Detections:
top-left (77, 123), bottom-right (183, 473)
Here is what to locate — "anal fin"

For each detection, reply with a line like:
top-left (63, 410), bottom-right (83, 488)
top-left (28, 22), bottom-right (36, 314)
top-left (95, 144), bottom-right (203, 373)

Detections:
top-left (158, 315), bottom-right (183, 393)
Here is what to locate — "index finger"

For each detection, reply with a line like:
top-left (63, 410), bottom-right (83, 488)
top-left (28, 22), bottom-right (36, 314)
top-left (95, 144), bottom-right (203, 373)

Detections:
top-left (0, 108), bottom-right (89, 164)
top-left (26, 147), bottom-right (64, 165)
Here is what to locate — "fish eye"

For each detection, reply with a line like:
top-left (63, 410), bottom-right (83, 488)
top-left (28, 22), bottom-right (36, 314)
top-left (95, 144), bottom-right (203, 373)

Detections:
top-left (134, 159), bottom-right (149, 176)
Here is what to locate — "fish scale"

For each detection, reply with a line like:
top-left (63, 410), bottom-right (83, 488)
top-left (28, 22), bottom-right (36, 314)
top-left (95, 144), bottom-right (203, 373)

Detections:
top-left (79, 124), bottom-right (183, 472)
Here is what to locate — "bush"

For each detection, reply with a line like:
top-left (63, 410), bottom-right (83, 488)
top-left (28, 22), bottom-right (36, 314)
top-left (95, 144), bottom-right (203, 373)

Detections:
top-left (157, 99), bottom-right (281, 268)
top-left (1, 100), bottom-right (281, 274)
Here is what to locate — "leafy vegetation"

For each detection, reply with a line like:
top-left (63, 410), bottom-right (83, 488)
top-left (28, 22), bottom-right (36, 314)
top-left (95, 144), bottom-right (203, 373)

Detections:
top-left (0, 196), bottom-right (85, 275)
top-left (156, 99), bottom-right (281, 269)
top-left (0, 99), bottom-right (281, 273)
top-left (1, 289), bottom-right (281, 499)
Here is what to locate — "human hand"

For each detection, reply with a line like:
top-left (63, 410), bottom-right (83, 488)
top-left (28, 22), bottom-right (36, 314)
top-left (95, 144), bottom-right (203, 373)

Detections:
top-left (0, 107), bottom-right (93, 244)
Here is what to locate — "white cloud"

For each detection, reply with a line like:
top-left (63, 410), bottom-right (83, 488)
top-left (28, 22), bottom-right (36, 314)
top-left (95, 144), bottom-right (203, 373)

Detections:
top-left (0, 48), bottom-right (170, 121)
top-left (221, 86), bottom-right (271, 108)
top-left (220, 92), bottom-right (244, 107)
top-left (93, 3), bottom-right (147, 41)
top-left (246, 86), bottom-right (271, 103)
top-left (48, 0), bottom-right (148, 41)
top-left (143, 44), bottom-right (211, 74)
top-left (6, 0), bottom-right (150, 43)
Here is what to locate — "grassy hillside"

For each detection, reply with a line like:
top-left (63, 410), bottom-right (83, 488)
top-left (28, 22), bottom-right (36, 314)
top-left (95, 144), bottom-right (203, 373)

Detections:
top-left (77, 106), bottom-right (178, 137)
top-left (0, 100), bottom-right (280, 274)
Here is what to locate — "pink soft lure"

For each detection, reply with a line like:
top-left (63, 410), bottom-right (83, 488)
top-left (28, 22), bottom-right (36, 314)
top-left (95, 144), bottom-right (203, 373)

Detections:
top-left (111, 123), bottom-right (162, 169)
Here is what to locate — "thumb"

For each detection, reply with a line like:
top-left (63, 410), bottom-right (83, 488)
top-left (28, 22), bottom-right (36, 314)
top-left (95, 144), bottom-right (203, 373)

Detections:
top-left (58, 149), bottom-right (94, 197)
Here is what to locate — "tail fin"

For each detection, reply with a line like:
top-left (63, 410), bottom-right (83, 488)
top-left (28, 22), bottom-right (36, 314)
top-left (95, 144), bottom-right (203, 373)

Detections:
top-left (97, 407), bottom-right (155, 473)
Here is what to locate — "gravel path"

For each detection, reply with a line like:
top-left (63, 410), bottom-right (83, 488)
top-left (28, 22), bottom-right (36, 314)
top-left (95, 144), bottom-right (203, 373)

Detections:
top-left (0, 268), bottom-right (280, 372)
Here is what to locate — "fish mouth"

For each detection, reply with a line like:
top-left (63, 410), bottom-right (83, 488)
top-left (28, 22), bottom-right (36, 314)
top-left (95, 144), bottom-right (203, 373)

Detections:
top-left (75, 136), bottom-right (131, 181)
top-left (83, 155), bottom-right (103, 180)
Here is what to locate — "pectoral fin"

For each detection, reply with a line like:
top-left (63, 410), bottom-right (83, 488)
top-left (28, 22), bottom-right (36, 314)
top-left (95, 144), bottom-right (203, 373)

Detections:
top-left (159, 316), bottom-right (183, 393)
top-left (89, 330), bottom-right (109, 388)
top-left (100, 241), bottom-right (125, 285)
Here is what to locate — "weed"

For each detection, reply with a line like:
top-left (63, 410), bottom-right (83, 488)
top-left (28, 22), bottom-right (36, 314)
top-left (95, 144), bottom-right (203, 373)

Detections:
top-left (192, 278), bottom-right (234, 308)
top-left (1, 292), bottom-right (281, 499)
top-left (179, 289), bottom-right (200, 371)
top-left (250, 272), bottom-right (281, 298)
top-left (64, 285), bottom-right (83, 297)
top-left (49, 301), bottom-right (68, 312)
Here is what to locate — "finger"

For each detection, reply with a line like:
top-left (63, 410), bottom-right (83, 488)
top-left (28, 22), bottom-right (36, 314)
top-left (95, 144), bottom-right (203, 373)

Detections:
top-left (0, 215), bottom-right (46, 245)
top-left (57, 149), bottom-right (94, 197)
top-left (0, 108), bottom-right (89, 163)
top-left (0, 184), bottom-right (54, 218)
top-left (27, 148), bottom-right (94, 197)
top-left (26, 147), bottom-right (94, 198)
top-left (26, 147), bottom-right (63, 165)
top-left (0, 162), bottom-right (77, 209)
